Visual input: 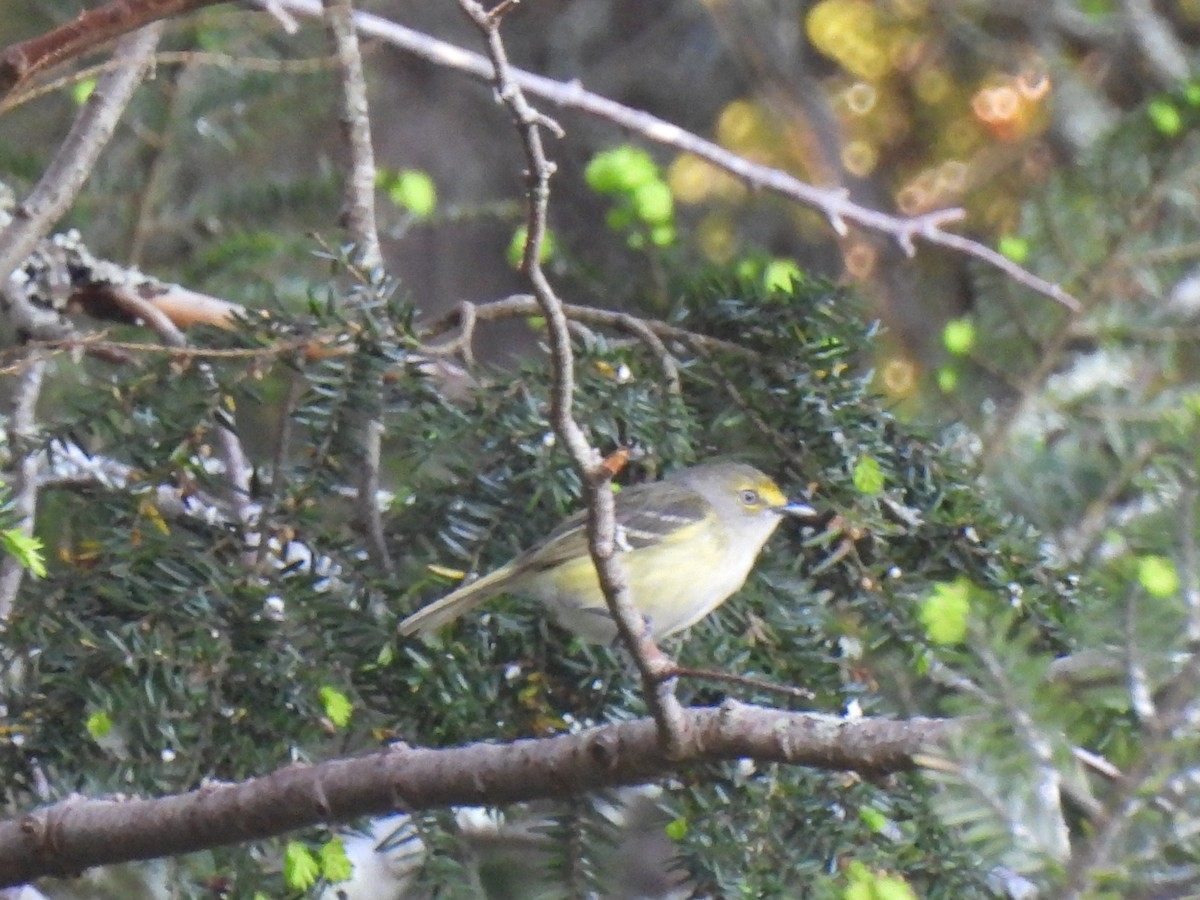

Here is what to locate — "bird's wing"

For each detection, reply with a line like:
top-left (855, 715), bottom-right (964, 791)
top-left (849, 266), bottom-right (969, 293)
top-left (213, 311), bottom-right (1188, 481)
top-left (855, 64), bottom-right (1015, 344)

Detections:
top-left (397, 482), bottom-right (714, 637)
top-left (520, 481), bottom-right (715, 574)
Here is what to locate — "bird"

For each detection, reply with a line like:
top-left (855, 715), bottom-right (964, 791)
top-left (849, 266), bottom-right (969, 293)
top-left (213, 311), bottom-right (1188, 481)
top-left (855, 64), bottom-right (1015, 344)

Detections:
top-left (398, 461), bottom-right (815, 643)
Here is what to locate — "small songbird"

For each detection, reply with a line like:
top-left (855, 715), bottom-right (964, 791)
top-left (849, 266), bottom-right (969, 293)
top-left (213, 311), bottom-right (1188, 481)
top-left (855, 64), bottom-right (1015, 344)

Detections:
top-left (398, 461), bottom-right (815, 643)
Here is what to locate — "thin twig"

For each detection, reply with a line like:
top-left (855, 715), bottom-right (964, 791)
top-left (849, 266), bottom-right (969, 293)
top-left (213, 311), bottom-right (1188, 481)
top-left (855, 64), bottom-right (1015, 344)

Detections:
top-left (423, 295), bottom-right (683, 391)
top-left (0, 50), bottom-right (335, 115)
top-left (322, 0), bottom-right (391, 573)
top-left (105, 288), bottom-right (259, 537)
top-left (424, 293), bottom-right (749, 356)
top-left (0, 354), bottom-right (46, 621)
top-left (277, 0), bottom-right (1081, 313)
top-left (663, 665), bottom-right (814, 702)
top-left (0, 0), bottom-right (1084, 311)
top-left (1179, 480), bottom-right (1200, 646)
top-left (322, 0), bottom-right (382, 271)
top-left (0, 336), bottom-right (316, 373)
top-left (457, 0), bottom-right (686, 754)
top-left (0, 24), bottom-right (164, 287)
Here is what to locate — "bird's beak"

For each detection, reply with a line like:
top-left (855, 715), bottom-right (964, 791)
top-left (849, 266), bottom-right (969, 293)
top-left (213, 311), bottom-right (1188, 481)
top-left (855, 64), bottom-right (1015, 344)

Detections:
top-left (777, 498), bottom-right (819, 520)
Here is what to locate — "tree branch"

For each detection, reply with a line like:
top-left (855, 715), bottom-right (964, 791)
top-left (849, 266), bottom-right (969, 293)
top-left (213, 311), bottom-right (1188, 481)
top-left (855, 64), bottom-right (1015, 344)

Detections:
top-left (0, 702), bottom-right (952, 888)
top-left (0, 0), bottom-right (206, 99)
top-left (0, 355), bottom-right (46, 621)
top-left (107, 288), bottom-right (259, 538)
top-left (457, 0), bottom-right (688, 753)
top-left (0, 24), bottom-right (164, 288)
top-left (321, 0), bottom-right (391, 574)
top-left (276, 0), bottom-right (1081, 313)
top-left (322, 0), bottom-right (381, 271)
top-left (0, 0), bottom-right (1082, 311)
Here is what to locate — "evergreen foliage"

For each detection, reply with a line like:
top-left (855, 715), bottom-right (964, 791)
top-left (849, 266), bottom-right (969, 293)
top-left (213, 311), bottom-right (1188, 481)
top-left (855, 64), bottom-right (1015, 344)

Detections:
top-left (1, 264), bottom-right (1088, 895)
top-left (5, 4), bottom-right (1200, 897)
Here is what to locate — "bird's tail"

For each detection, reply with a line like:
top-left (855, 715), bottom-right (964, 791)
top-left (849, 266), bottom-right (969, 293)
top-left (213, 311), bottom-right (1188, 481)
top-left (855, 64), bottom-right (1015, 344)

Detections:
top-left (397, 565), bottom-right (517, 636)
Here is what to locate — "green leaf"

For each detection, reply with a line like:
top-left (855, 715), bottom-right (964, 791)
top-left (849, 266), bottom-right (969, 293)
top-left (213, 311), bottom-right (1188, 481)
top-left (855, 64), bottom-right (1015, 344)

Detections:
top-left (86, 710), bottom-right (113, 740)
top-left (71, 78), bottom-right (96, 105)
top-left (376, 642), bottom-right (395, 666)
top-left (630, 179), bottom-right (674, 225)
top-left (1148, 98), bottom-right (1183, 136)
top-left (919, 579), bottom-right (971, 645)
top-left (874, 874), bottom-right (918, 900)
top-left (941, 317), bottom-right (975, 356)
top-left (1137, 555), bottom-right (1179, 598)
top-left (649, 223), bottom-right (677, 247)
top-left (319, 837), bottom-right (354, 882)
top-left (762, 259), bottom-right (803, 294)
top-left (852, 456), bottom-right (884, 495)
top-left (383, 169), bottom-right (437, 218)
top-left (843, 861), bottom-right (917, 900)
top-left (506, 225), bottom-right (557, 269)
top-left (936, 365), bottom-right (959, 393)
top-left (858, 806), bottom-right (888, 832)
top-left (1, 529), bottom-right (46, 577)
top-left (584, 145), bottom-right (658, 194)
top-left (997, 235), bottom-right (1029, 263)
top-left (319, 685), bottom-right (354, 728)
top-left (284, 841), bottom-right (321, 891)
top-left (664, 816), bottom-right (688, 840)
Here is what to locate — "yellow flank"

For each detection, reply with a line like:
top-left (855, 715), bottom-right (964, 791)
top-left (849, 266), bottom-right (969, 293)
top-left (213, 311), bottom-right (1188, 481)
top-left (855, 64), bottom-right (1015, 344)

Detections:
top-left (527, 516), bottom-right (728, 639)
top-left (396, 460), bottom-right (816, 644)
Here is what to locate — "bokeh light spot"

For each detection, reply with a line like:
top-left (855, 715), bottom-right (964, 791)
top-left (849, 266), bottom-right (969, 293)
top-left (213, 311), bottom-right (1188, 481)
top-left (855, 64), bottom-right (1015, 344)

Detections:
top-left (842, 140), bottom-right (878, 177)
top-left (845, 81), bottom-right (878, 115)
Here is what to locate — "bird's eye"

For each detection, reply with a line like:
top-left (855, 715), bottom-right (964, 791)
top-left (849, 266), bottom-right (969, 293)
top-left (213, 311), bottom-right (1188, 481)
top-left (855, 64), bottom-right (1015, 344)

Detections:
top-left (740, 489), bottom-right (760, 506)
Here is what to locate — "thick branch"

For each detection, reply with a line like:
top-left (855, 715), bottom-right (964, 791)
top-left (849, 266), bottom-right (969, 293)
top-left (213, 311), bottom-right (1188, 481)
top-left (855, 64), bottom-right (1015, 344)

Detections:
top-left (0, 0), bottom-right (210, 99)
top-left (0, 703), bottom-right (952, 887)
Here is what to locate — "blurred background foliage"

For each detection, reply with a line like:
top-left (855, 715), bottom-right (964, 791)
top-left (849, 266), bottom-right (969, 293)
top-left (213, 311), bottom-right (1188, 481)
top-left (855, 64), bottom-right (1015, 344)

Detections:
top-left (2, 0), bottom-right (1200, 897)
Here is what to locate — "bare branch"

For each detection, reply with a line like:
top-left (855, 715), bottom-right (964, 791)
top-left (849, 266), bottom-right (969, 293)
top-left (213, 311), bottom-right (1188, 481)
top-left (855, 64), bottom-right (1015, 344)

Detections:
top-left (107, 288), bottom-right (258, 536)
top-left (457, 0), bottom-right (686, 753)
top-left (424, 293), bottom-right (749, 357)
top-left (277, 0), bottom-right (1081, 313)
top-left (322, 0), bottom-right (382, 270)
top-left (0, 0), bottom-right (209, 100)
top-left (0, 354), bottom-right (46, 621)
top-left (1, 50), bottom-right (336, 116)
top-left (0, 0), bottom-right (1081, 310)
top-left (321, 0), bottom-right (391, 573)
top-left (0, 702), bottom-right (953, 888)
top-left (0, 24), bottom-right (164, 287)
